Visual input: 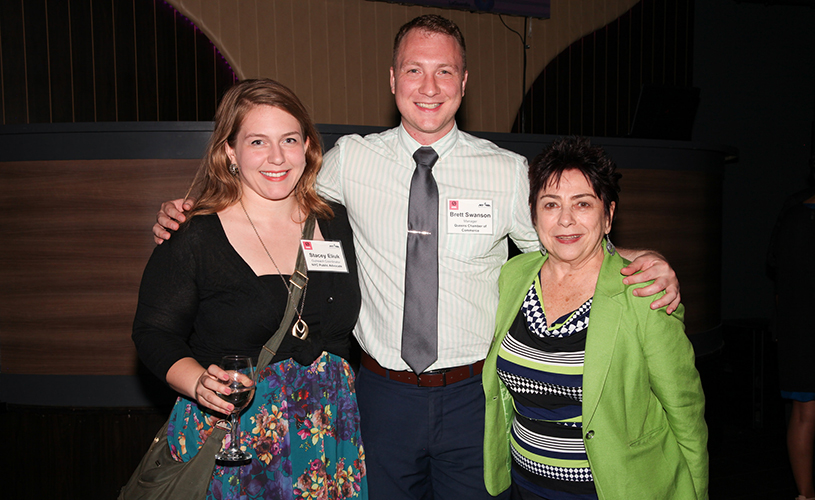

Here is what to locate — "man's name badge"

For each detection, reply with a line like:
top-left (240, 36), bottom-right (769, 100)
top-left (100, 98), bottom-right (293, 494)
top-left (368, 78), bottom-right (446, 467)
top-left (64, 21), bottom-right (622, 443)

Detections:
top-left (446, 199), bottom-right (494, 234)
top-left (301, 240), bottom-right (349, 273)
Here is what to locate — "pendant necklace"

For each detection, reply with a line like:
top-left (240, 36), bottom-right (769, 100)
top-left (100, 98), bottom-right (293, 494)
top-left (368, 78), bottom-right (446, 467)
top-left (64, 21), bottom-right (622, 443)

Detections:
top-left (240, 199), bottom-right (309, 340)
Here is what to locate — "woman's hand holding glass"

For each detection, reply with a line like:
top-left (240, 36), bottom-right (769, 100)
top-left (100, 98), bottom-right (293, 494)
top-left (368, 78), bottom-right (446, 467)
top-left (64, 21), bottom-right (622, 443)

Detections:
top-left (214, 355), bottom-right (256, 465)
top-left (193, 359), bottom-right (255, 416)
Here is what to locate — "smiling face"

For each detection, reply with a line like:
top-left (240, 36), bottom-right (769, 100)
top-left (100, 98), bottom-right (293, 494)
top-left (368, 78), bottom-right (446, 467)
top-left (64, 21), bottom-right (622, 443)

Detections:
top-left (390, 29), bottom-right (468, 145)
top-left (224, 105), bottom-right (309, 204)
top-left (534, 169), bottom-right (615, 266)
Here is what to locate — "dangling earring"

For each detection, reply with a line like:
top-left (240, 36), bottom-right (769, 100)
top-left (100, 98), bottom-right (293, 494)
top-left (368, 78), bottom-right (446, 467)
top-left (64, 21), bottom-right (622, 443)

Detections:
top-left (539, 242), bottom-right (548, 257)
top-left (605, 234), bottom-right (616, 255)
top-left (229, 163), bottom-right (239, 176)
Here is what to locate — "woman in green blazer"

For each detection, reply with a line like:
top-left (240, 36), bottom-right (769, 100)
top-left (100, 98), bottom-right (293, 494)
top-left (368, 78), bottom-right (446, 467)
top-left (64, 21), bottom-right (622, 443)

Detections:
top-left (483, 137), bottom-right (708, 500)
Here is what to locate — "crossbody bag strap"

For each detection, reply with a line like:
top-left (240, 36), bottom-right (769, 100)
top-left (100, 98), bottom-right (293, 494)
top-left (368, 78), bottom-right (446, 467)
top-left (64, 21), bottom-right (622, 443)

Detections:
top-left (254, 214), bottom-right (316, 379)
top-left (122, 218), bottom-right (316, 479)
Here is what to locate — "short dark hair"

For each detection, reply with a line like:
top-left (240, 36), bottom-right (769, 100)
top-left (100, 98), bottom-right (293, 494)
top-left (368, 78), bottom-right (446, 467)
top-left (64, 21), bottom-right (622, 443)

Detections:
top-left (528, 136), bottom-right (622, 224)
top-left (392, 15), bottom-right (467, 70)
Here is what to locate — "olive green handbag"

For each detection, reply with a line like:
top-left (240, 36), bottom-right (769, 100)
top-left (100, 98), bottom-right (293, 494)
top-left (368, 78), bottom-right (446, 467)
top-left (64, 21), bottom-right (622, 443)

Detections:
top-left (118, 216), bottom-right (314, 499)
top-left (117, 418), bottom-right (229, 500)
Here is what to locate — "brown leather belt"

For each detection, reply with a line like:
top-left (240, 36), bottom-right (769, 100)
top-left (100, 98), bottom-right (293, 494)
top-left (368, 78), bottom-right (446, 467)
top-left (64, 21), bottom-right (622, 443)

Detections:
top-left (360, 352), bottom-right (484, 387)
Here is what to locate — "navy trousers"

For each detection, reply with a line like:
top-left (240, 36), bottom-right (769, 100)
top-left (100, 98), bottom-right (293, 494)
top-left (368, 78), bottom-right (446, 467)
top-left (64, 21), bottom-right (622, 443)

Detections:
top-left (356, 365), bottom-right (510, 500)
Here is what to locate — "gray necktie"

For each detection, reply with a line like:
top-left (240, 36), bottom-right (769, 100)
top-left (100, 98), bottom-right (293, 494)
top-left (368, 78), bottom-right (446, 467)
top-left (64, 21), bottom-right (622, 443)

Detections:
top-left (401, 146), bottom-right (440, 374)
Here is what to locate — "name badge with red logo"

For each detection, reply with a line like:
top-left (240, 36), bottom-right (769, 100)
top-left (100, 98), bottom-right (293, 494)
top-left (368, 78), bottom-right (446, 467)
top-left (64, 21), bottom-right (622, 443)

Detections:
top-left (300, 240), bottom-right (349, 272)
top-left (446, 199), bottom-right (493, 234)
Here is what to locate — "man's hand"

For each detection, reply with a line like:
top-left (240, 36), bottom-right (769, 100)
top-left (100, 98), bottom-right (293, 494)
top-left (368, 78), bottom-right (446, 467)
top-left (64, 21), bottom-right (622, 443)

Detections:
top-left (153, 198), bottom-right (193, 244)
top-left (620, 251), bottom-right (681, 314)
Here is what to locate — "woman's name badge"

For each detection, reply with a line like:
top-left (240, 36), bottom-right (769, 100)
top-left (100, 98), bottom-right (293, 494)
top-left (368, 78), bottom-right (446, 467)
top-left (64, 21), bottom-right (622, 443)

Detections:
top-left (446, 199), bottom-right (493, 234)
top-left (300, 240), bottom-right (349, 273)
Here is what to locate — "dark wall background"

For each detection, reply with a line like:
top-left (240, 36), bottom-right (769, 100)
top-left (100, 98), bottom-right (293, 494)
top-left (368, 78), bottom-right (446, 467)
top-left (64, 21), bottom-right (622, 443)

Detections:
top-left (2, 2), bottom-right (812, 497)
top-left (693, 0), bottom-right (815, 321)
top-left (518, 0), bottom-right (695, 137)
top-left (0, 0), bottom-right (236, 124)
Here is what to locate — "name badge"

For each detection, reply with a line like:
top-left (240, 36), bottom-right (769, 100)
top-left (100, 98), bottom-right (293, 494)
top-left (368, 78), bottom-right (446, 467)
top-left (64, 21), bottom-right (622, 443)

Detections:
top-left (446, 199), bottom-right (493, 234)
top-left (301, 240), bottom-right (349, 273)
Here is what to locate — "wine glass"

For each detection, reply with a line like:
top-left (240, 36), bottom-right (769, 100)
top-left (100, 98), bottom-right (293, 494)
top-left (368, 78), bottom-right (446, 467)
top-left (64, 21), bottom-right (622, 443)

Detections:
top-left (215, 355), bottom-right (256, 465)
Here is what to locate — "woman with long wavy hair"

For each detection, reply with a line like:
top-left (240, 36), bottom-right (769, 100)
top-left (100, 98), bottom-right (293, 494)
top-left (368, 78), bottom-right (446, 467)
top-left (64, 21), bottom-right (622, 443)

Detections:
top-left (133, 79), bottom-right (367, 499)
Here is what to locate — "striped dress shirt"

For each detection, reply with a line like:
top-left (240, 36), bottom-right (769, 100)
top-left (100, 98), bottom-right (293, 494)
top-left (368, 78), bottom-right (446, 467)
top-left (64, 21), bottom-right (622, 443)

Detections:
top-left (317, 123), bottom-right (538, 371)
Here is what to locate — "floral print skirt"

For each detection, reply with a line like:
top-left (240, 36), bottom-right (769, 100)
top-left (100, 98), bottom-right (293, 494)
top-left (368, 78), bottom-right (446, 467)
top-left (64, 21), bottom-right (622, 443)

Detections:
top-left (167, 351), bottom-right (367, 500)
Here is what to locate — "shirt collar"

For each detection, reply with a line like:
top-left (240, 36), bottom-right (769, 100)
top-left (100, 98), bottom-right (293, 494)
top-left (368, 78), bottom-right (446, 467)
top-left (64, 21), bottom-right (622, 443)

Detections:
top-left (397, 122), bottom-right (459, 162)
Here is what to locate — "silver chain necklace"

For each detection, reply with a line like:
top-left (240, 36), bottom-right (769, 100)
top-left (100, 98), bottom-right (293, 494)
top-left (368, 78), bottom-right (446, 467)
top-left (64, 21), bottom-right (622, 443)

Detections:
top-left (239, 199), bottom-right (309, 340)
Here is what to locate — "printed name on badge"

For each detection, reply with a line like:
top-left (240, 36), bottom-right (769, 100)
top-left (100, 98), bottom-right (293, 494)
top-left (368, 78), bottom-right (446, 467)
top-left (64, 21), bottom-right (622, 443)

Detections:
top-left (447, 199), bottom-right (494, 235)
top-left (301, 240), bottom-right (349, 273)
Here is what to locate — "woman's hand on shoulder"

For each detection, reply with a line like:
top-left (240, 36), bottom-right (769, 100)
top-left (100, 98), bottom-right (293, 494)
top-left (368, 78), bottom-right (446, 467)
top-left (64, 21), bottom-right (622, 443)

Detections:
top-left (619, 251), bottom-right (681, 314)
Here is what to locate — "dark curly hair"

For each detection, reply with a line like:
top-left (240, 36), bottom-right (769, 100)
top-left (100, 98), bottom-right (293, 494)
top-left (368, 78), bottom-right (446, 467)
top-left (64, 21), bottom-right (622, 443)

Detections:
top-left (392, 15), bottom-right (466, 70)
top-left (528, 136), bottom-right (621, 224)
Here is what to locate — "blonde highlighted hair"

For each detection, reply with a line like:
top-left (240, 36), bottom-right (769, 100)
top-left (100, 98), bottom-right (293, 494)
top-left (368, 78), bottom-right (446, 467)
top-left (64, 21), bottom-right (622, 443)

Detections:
top-left (185, 79), bottom-right (332, 221)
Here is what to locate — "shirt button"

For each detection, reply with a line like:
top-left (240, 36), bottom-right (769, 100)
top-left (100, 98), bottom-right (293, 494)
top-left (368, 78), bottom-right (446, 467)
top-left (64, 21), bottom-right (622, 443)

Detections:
top-left (326, 296), bottom-right (334, 303)
top-left (586, 430), bottom-right (595, 439)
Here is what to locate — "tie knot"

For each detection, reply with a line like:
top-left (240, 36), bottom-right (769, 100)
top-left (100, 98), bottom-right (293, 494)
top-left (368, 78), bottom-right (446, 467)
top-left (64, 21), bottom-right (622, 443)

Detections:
top-left (413, 147), bottom-right (439, 169)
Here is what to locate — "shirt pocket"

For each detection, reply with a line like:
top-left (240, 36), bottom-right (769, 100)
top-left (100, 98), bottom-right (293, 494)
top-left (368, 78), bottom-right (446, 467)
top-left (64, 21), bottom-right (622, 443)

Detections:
top-left (441, 231), bottom-right (501, 263)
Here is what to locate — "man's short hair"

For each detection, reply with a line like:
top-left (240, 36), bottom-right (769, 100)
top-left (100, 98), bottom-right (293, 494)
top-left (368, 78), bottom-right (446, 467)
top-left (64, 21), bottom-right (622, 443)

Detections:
top-left (392, 14), bottom-right (467, 70)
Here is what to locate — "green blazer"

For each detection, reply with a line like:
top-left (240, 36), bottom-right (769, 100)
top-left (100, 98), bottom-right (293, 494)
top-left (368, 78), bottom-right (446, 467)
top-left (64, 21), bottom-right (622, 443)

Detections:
top-left (483, 248), bottom-right (708, 499)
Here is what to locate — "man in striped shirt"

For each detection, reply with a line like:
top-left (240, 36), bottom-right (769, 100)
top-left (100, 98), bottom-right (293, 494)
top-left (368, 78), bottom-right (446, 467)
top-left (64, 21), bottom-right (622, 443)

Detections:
top-left (153, 14), bottom-right (680, 500)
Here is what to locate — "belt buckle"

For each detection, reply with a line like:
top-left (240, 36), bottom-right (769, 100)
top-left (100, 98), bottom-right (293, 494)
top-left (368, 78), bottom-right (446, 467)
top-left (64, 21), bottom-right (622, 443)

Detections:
top-left (417, 368), bottom-right (449, 387)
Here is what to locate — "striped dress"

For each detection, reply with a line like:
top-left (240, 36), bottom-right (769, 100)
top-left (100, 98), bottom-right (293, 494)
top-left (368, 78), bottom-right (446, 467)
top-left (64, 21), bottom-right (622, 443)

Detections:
top-left (496, 275), bottom-right (598, 500)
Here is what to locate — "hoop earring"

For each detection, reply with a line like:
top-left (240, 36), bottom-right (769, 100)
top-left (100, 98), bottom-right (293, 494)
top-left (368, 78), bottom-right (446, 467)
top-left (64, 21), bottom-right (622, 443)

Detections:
top-left (539, 243), bottom-right (548, 257)
top-left (605, 234), bottom-right (616, 255)
top-left (229, 163), bottom-right (239, 176)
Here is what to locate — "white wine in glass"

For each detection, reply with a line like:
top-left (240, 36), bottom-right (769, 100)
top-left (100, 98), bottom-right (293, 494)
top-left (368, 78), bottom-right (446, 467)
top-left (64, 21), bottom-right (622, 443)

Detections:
top-left (214, 355), bottom-right (256, 465)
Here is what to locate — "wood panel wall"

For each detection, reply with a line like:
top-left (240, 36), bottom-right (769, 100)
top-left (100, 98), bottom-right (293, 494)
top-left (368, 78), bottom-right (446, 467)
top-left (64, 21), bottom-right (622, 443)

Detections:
top-left (0, 126), bottom-right (729, 376)
top-left (0, 158), bottom-right (199, 375)
top-left (165, 0), bottom-right (639, 133)
top-left (614, 169), bottom-right (722, 336)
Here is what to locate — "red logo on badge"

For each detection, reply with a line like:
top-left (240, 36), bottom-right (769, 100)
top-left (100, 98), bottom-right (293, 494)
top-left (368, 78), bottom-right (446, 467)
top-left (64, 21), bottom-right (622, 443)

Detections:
top-left (303, 241), bottom-right (312, 250)
top-left (449, 200), bottom-right (459, 210)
